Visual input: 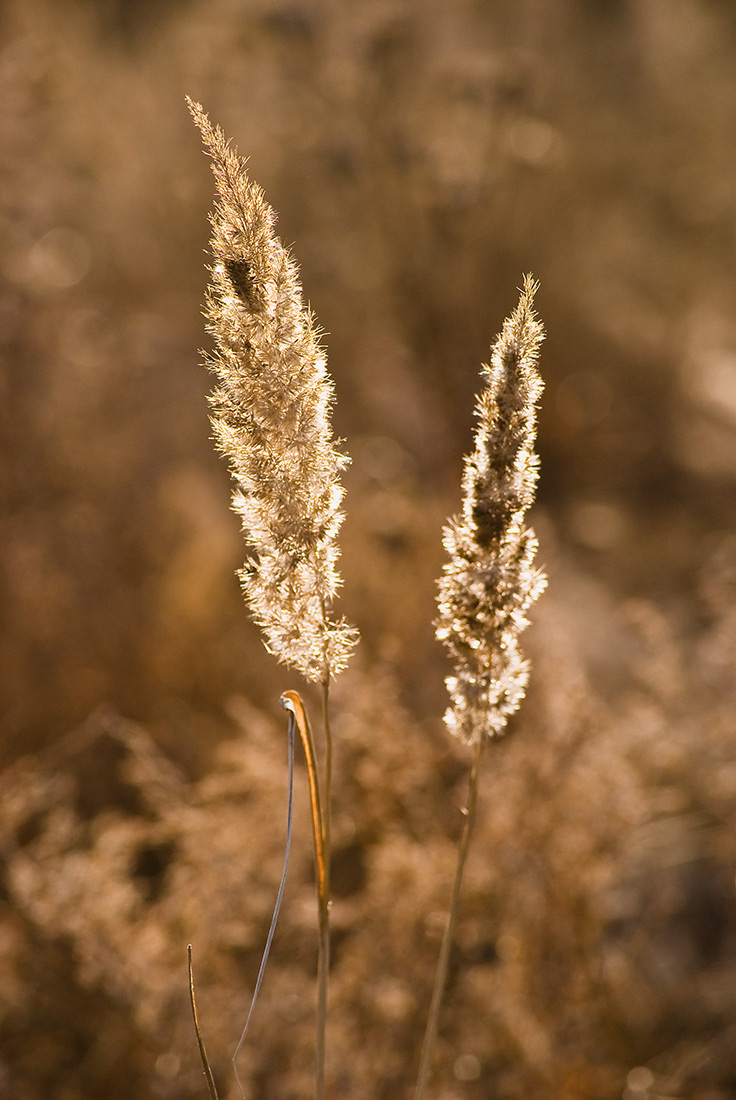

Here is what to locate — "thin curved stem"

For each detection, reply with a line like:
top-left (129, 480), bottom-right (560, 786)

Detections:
top-left (188, 945), bottom-right (220, 1100)
top-left (280, 691), bottom-right (326, 900)
top-left (316, 679), bottom-right (333, 1100)
top-left (232, 709), bottom-right (296, 1097)
top-left (280, 689), bottom-right (331, 1100)
top-left (413, 735), bottom-right (486, 1100)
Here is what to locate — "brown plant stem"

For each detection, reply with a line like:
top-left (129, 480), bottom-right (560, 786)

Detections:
top-left (281, 689), bottom-right (331, 1100)
top-left (413, 735), bottom-right (485, 1100)
top-left (281, 692), bottom-right (326, 898)
top-left (318, 678), bottom-right (333, 1100)
top-left (187, 944), bottom-right (220, 1100)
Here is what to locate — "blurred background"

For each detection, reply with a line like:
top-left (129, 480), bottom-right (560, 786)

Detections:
top-left (2, 1), bottom-right (736, 1098)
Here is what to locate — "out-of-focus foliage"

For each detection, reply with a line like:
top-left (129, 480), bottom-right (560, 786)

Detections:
top-left (3, 576), bottom-right (736, 1099)
top-left (1, 1), bottom-right (736, 1097)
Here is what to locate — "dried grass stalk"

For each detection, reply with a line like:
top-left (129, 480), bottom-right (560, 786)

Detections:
top-left (416, 278), bottom-right (546, 1100)
top-left (187, 98), bottom-right (357, 683)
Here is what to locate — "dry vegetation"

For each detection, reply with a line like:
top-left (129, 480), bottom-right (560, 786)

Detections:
top-left (2, 1), bottom-right (736, 1098)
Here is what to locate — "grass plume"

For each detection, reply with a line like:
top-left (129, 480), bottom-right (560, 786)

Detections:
top-left (436, 274), bottom-right (546, 743)
top-left (187, 97), bottom-right (357, 684)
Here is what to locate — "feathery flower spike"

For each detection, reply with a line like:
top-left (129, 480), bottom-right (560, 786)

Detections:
top-left (436, 275), bottom-right (546, 742)
top-left (187, 98), bottom-right (357, 682)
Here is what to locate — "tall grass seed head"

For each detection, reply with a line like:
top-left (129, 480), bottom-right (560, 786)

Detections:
top-left (188, 98), bottom-right (357, 682)
top-left (436, 275), bottom-right (546, 742)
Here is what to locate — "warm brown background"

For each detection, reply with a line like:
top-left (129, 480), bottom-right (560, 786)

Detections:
top-left (2, 2), bottom-right (736, 1098)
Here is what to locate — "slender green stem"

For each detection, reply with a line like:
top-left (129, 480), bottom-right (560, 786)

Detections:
top-left (413, 735), bottom-right (485, 1100)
